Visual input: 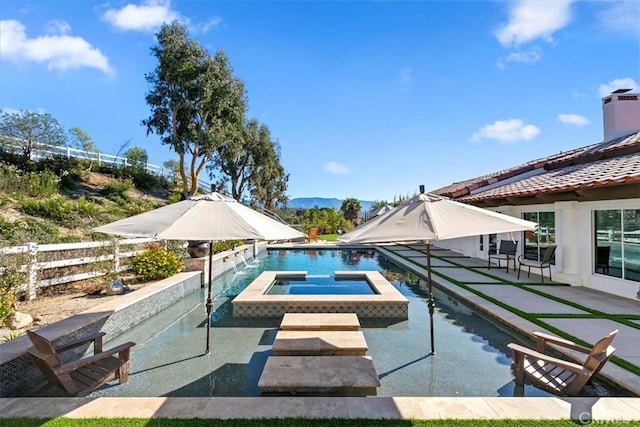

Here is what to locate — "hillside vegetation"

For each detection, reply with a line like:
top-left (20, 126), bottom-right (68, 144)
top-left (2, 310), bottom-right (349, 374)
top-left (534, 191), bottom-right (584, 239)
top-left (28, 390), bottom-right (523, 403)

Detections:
top-left (0, 155), bottom-right (174, 246)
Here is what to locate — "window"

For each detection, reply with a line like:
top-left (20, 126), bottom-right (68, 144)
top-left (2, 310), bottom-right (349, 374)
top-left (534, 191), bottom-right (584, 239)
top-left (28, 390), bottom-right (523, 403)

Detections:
top-left (594, 209), bottom-right (640, 282)
top-left (522, 212), bottom-right (555, 262)
top-left (488, 234), bottom-right (497, 254)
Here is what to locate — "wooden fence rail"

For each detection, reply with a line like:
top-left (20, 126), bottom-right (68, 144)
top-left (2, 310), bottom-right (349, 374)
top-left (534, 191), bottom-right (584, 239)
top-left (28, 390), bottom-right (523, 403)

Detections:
top-left (0, 238), bottom-right (159, 300)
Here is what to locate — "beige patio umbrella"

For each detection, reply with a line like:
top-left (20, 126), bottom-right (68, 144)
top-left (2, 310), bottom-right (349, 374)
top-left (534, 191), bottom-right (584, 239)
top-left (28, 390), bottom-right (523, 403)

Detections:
top-left (338, 186), bottom-right (538, 354)
top-left (93, 191), bottom-right (305, 354)
top-left (374, 204), bottom-right (394, 217)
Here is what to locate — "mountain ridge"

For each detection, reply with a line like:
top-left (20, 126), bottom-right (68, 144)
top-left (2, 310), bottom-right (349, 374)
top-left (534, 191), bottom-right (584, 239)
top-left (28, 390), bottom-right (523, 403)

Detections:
top-left (288, 197), bottom-right (374, 212)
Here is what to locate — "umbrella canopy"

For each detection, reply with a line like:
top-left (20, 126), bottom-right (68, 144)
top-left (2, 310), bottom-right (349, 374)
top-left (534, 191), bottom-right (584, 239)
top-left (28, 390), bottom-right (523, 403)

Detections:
top-left (93, 192), bottom-right (305, 242)
top-left (374, 204), bottom-right (394, 217)
top-left (338, 191), bottom-right (538, 354)
top-left (341, 192), bottom-right (537, 244)
top-left (93, 192), bottom-right (305, 354)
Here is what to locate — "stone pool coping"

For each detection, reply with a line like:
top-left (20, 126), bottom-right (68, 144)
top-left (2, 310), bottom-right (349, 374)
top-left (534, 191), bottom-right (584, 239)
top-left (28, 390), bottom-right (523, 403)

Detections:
top-left (0, 396), bottom-right (639, 421)
top-left (232, 270), bottom-right (409, 318)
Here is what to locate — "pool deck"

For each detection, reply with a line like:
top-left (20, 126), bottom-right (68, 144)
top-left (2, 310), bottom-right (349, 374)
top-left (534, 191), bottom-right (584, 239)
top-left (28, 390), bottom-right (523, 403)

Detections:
top-left (1, 241), bottom-right (639, 422)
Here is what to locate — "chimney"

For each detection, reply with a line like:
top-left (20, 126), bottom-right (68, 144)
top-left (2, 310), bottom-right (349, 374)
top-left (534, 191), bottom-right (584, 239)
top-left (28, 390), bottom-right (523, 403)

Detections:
top-left (602, 88), bottom-right (640, 141)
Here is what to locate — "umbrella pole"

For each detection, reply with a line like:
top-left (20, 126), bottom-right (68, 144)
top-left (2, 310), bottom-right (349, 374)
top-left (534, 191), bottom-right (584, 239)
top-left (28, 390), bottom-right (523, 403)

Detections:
top-left (427, 242), bottom-right (435, 354)
top-left (205, 240), bottom-right (213, 355)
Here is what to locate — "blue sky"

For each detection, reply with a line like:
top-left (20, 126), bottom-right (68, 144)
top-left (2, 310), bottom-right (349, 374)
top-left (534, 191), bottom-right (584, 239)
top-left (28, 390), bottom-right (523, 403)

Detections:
top-left (1, 1), bottom-right (638, 202)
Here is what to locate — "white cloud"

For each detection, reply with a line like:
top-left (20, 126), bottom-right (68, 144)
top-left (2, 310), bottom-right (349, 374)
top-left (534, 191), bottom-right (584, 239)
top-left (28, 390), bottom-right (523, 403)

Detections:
top-left (572, 90), bottom-right (588, 99)
top-left (0, 19), bottom-right (114, 75)
top-left (599, 78), bottom-right (638, 97)
top-left (558, 113), bottom-right (591, 126)
top-left (472, 119), bottom-right (540, 144)
top-left (495, 0), bottom-right (574, 47)
top-left (596, 1), bottom-right (640, 36)
top-left (193, 17), bottom-right (223, 34)
top-left (102, 0), bottom-right (180, 32)
top-left (504, 47), bottom-right (542, 64)
top-left (325, 161), bottom-right (350, 175)
top-left (45, 20), bottom-right (71, 35)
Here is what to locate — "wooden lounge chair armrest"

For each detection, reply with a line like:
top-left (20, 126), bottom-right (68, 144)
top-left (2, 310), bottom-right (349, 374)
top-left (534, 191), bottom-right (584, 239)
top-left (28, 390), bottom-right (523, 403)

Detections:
top-left (55, 332), bottom-right (107, 353)
top-left (507, 343), bottom-right (589, 374)
top-left (55, 342), bottom-right (135, 374)
top-left (532, 332), bottom-right (590, 354)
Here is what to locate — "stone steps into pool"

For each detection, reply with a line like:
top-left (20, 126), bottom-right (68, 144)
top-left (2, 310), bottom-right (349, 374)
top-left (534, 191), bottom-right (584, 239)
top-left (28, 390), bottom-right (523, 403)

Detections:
top-left (272, 330), bottom-right (368, 356)
top-left (257, 355), bottom-right (380, 396)
top-left (279, 313), bottom-right (361, 331)
top-left (258, 312), bottom-right (380, 396)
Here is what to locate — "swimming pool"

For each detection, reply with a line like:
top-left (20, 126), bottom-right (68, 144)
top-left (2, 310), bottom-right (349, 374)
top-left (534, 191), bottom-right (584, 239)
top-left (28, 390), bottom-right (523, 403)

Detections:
top-left (91, 248), bottom-right (614, 398)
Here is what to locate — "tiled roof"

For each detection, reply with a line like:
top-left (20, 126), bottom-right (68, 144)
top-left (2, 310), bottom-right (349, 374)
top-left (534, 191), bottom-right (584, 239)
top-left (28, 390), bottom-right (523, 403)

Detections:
top-left (459, 151), bottom-right (640, 203)
top-left (431, 146), bottom-right (588, 198)
top-left (432, 131), bottom-right (640, 202)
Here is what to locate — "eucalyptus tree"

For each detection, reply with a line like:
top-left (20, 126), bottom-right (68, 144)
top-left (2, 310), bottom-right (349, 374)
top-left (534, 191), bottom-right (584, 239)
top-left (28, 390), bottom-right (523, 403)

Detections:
top-left (0, 110), bottom-right (66, 160)
top-left (68, 127), bottom-right (97, 152)
top-left (246, 121), bottom-right (289, 209)
top-left (250, 129), bottom-right (289, 210)
top-left (211, 118), bottom-right (289, 206)
top-left (143, 21), bottom-right (246, 198)
top-left (124, 147), bottom-right (148, 170)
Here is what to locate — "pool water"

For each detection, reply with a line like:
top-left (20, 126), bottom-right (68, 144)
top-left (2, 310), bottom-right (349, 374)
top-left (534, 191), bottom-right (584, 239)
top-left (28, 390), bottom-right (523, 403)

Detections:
top-left (267, 275), bottom-right (377, 295)
top-left (92, 249), bottom-right (617, 398)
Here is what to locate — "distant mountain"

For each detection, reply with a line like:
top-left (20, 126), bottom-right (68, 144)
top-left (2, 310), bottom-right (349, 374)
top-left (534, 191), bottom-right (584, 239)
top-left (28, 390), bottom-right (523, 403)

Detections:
top-left (288, 197), bottom-right (374, 212)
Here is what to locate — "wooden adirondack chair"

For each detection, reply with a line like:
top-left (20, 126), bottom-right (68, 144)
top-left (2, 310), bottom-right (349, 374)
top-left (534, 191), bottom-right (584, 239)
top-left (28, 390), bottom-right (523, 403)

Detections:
top-left (507, 329), bottom-right (618, 396)
top-left (306, 228), bottom-right (319, 242)
top-left (26, 329), bottom-right (135, 396)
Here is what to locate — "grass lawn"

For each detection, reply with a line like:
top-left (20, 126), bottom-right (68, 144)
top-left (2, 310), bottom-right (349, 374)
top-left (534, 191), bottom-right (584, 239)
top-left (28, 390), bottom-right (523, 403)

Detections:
top-left (318, 234), bottom-right (338, 242)
top-left (1, 419), bottom-right (608, 427)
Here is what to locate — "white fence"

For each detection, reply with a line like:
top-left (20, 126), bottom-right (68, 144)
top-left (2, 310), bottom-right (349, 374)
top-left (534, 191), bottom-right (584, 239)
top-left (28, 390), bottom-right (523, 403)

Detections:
top-left (0, 136), bottom-right (211, 193)
top-left (0, 238), bottom-right (159, 300)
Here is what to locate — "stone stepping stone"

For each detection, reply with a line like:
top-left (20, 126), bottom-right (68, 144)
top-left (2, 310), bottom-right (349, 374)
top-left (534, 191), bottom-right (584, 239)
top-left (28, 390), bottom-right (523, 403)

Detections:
top-left (273, 330), bottom-right (368, 356)
top-left (258, 355), bottom-right (380, 396)
top-left (279, 312), bottom-right (361, 331)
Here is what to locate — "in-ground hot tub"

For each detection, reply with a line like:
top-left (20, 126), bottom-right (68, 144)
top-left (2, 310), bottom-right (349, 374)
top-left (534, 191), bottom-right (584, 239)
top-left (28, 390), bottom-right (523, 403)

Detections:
top-left (231, 271), bottom-right (409, 318)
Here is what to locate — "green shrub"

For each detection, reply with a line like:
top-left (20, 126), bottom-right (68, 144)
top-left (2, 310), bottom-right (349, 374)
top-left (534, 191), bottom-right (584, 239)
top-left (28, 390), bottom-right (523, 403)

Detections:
top-left (0, 163), bottom-right (20, 193)
top-left (18, 197), bottom-right (83, 227)
top-left (125, 199), bottom-right (160, 216)
top-left (100, 179), bottom-right (133, 204)
top-left (212, 240), bottom-right (243, 253)
top-left (20, 217), bottom-right (61, 244)
top-left (0, 260), bottom-right (25, 326)
top-left (0, 216), bottom-right (62, 245)
top-left (76, 196), bottom-right (100, 217)
top-left (24, 169), bottom-right (59, 197)
top-left (130, 244), bottom-right (184, 282)
top-left (168, 192), bottom-right (182, 204)
top-left (0, 216), bottom-right (17, 241)
top-left (0, 164), bottom-right (60, 197)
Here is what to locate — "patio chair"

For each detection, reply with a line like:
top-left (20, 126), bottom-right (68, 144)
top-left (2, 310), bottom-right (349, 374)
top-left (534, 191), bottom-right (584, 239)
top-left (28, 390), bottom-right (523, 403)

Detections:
top-left (306, 228), bottom-right (319, 242)
top-left (507, 329), bottom-right (618, 396)
top-left (488, 239), bottom-right (518, 273)
top-left (596, 246), bottom-right (611, 274)
top-left (26, 329), bottom-right (135, 396)
top-left (517, 245), bottom-right (557, 282)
